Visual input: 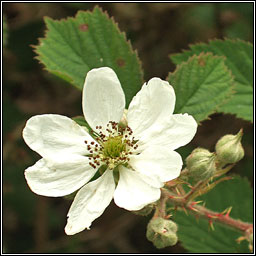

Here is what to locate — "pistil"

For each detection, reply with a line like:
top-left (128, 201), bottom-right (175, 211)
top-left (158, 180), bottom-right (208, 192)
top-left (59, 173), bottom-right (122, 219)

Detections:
top-left (84, 121), bottom-right (138, 169)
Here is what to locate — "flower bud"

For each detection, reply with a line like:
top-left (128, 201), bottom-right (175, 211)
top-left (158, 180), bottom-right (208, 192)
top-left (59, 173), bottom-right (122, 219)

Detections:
top-left (215, 129), bottom-right (244, 165)
top-left (186, 148), bottom-right (216, 182)
top-left (132, 204), bottom-right (154, 216)
top-left (146, 217), bottom-right (178, 249)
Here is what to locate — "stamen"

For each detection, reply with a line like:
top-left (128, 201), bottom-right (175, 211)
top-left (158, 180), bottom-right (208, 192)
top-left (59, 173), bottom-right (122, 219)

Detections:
top-left (87, 121), bottom-right (139, 169)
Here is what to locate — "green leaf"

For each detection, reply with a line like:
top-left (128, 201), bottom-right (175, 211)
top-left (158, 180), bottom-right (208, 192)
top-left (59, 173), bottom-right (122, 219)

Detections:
top-left (170, 39), bottom-right (253, 122)
top-left (167, 53), bottom-right (234, 123)
top-left (35, 7), bottom-right (143, 107)
top-left (172, 176), bottom-right (253, 253)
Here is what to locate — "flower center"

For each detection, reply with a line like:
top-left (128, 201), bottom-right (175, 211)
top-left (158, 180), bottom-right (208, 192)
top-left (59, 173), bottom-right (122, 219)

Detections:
top-left (102, 136), bottom-right (126, 158)
top-left (84, 121), bottom-right (138, 170)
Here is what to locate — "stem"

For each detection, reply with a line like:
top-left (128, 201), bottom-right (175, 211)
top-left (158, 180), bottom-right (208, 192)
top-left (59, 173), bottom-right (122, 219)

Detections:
top-left (191, 204), bottom-right (252, 233)
top-left (184, 180), bottom-right (206, 202)
top-left (162, 189), bottom-right (253, 235)
top-left (154, 192), bottom-right (168, 218)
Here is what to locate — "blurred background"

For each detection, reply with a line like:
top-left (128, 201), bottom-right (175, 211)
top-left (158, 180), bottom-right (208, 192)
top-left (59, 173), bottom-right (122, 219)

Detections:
top-left (2, 2), bottom-right (253, 253)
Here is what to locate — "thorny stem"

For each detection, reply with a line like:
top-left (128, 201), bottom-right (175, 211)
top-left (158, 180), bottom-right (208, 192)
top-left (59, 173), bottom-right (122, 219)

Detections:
top-left (184, 180), bottom-right (206, 202)
top-left (153, 192), bottom-right (168, 219)
top-left (161, 188), bottom-right (253, 236)
top-left (192, 204), bottom-right (252, 233)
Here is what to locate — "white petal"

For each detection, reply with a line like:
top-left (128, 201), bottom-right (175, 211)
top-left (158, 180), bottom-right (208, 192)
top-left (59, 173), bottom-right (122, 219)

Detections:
top-left (129, 146), bottom-right (183, 185)
top-left (65, 169), bottom-right (115, 235)
top-left (23, 114), bottom-right (96, 158)
top-left (138, 113), bottom-right (197, 151)
top-left (24, 155), bottom-right (97, 197)
top-left (127, 78), bottom-right (175, 139)
top-left (114, 166), bottom-right (160, 211)
top-left (82, 67), bottom-right (125, 131)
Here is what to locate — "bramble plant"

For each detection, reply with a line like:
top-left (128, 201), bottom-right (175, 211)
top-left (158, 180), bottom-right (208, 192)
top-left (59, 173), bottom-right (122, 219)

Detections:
top-left (22, 7), bottom-right (253, 253)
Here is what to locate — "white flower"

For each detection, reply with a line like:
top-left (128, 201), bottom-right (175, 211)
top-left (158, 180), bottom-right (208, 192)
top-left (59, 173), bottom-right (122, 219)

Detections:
top-left (23, 67), bottom-right (197, 235)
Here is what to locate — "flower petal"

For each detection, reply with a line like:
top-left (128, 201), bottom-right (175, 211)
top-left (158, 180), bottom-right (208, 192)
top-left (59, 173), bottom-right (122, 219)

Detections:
top-left (129, 146), bottom-right (183, 185)
top-left (127, 78), bottom-right (175, 139)
top-left (23, 114), bottom-right (95, 158)
top-left (65, 169), bottom-right (115, 235)
top-left (138, 113), bottom-right (197, 151)
top-left (24, 155), bottom-right (97, 197)
top-left (114, 166), bottom-right (160, 211)
top-left (82, 67), bottom-right (125, 131)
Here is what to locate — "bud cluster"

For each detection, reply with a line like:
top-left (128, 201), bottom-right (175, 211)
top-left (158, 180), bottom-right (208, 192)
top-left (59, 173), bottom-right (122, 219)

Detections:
top-left (185, 129), bottom-right (244, 182)
top-left (146, 130), bottom-right (246, 250)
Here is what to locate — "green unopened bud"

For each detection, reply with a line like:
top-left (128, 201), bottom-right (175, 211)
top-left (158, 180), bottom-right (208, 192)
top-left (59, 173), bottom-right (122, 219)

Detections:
top-left (132, 204), bottom-right (154, 216)
top-left (186, 148), bottom-right (216, 182)
top-left (146, 217), bottom-right (178, 249)
top-left (215, 129), bottom-right (244, 165)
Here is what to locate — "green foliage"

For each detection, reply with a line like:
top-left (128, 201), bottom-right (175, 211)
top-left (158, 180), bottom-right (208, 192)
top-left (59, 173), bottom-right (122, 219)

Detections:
top-left (167, 53), bottom-right (234, 123)
top-left (35, 7), bottom-right (143, 107)
top-left (170, 39), bottom-right (253, 122)
top-left (172, 176), bottom-right (253, 253)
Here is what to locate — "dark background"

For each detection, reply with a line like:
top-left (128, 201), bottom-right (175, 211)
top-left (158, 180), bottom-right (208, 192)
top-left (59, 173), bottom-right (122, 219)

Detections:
top-left (3, 2), bottom-right (253, 253)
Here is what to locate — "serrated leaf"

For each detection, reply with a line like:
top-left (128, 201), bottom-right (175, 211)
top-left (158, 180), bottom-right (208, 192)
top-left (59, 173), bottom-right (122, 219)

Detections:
top-left (167, 53), bottom-right (234, 122)
top-left (172, 176), bottom-right (253, 253)
top-left (35, 7), bottom-right (143, 107)
top-left (170, 39), bottom-right (253, 121)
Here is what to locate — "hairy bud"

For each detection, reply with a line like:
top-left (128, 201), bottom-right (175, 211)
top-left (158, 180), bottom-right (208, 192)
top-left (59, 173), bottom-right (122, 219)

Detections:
top-left (186, 148), bottom-right (216, 182)
top-left (146, 217), bottom-right (178, 249)
top-left (215, 129), bottom-right (244, 165)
